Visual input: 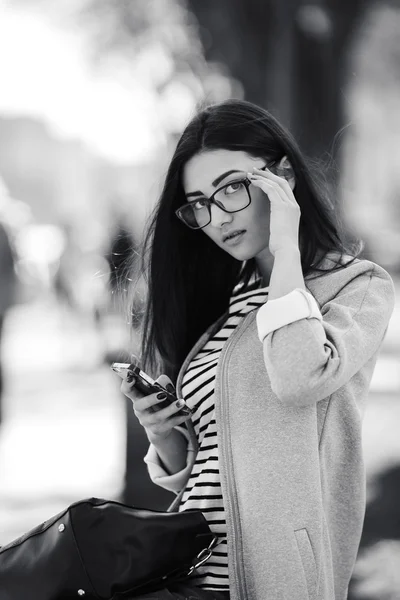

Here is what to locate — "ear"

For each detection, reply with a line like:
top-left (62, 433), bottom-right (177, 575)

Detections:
top-left (278, 155), bottom-right (296, 191)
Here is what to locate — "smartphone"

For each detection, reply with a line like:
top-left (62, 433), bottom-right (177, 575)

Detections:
top-left (111, 362), bottom-right (192, 416)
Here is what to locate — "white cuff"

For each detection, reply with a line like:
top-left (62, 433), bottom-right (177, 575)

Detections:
top-left (143, 425), bottom-right (197, 494)
top-left (256, 288), bottom-right (322, 343)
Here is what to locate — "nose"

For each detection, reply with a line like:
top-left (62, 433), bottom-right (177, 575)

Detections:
top-left (209, 203), bottom-right (233, 227)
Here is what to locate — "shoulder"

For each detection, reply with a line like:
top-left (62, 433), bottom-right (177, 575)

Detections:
top-left (305, 252), bottom-right (395, 314)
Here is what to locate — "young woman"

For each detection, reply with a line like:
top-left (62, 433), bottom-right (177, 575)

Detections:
top-left (121, 99), bottom-right (395, 600)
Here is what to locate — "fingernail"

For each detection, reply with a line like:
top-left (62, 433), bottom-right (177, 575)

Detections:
top-left (176, 398), bottom-right (186, 409)
top-left (157, 392), bottom-right (167, 400)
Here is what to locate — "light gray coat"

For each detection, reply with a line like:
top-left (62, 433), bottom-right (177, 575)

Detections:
top-left (144, 254), bottom-right (395, 600)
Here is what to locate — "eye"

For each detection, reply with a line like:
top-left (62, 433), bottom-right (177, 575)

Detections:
top-left (193, 198), bottom-right (208, 210)
top-left (223, 181), bottom-right (245, 195)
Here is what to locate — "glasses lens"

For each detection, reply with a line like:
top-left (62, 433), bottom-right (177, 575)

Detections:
top-left (178, 179), bottom-right (250, 229)
top-left (213, 180), bottom-right (250, 212)
top-left (179, 201), bottom-right (210, 229)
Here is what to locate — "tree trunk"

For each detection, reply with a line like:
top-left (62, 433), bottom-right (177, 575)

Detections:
top-left (291, 0), bottom-right (368, 163)
top-left (187, 0), bottom-right (369, 164)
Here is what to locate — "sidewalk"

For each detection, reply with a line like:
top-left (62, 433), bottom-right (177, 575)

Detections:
top-left (0, 300), bottom-right (129, 544)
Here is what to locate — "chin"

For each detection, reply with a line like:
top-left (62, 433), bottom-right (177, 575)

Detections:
top-left (225, 246), bottom-right (256, 261)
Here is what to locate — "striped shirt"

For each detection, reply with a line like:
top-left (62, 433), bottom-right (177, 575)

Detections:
top-left (179, 279), bottom-right (269, 591)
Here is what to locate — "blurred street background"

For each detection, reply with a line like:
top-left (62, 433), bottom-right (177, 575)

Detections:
top-left (0, 1), bottom-right (399, 598)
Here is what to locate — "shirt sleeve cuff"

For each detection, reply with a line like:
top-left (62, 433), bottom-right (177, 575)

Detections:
top-left (256, 288), bottom-right (322, 343)
top-left (143, 425), bottom-right (197, 495)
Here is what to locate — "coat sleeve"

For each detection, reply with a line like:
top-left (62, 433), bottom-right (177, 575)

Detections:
top-left (143, 425), bottom-right (197, 494)
top-left (258, 264), bottom-right (395, 407)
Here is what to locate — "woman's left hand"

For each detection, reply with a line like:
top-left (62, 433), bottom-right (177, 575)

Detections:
top-left (248, 166), bottom-right (301, 257)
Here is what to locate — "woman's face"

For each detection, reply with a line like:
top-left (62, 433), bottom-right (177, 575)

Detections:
top-left (182, 149), bottom-right (272, 262)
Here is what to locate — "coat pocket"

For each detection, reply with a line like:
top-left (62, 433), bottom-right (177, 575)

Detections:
top-left (294, 528), bottom-right (317, 600)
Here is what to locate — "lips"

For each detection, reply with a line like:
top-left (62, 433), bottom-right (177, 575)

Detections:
top-left (222, 229), bottom-right (246, 243)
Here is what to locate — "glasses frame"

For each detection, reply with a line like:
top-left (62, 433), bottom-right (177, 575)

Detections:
top-left (175, 167), bottom-right (267, 230)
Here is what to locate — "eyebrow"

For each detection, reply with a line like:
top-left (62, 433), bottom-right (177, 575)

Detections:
top-left (186, 169), bottom-right (242, 199)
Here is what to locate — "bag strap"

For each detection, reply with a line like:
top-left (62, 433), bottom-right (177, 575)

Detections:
top-left (170, 533), bottom-right (220, 580)
top-left (113, 534), bottom-right (220, 599)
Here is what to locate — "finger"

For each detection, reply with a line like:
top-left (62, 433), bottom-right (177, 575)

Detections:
top-left (120, 372), bottom-right (160, 404)
top-left (173, 411), bottom-right (193, 425)
top-left (138, 397), bottom-right (191, 429)
top-left (252, 166), bottom-right (293, 197)
top-left (249, 172), bottom-right (295, 207)
top-left (249, 169), bottom-right (284, 188)
top-left (252, 165), bottom-right (287, 184)
top-left (248, 176), bottom-right (287, 203)
top-left (165, 411), bottom-right (192, 428)
top-left (152, 397), bottom-right (190, 421)
top-left (148, 411), bottom-right (192, 435)
top-left (120, 377), bottom-right (142, 399)
top-left (155, 374), bottom-right (176, 395)
top-left (134, 389), bottom-right (173, 412)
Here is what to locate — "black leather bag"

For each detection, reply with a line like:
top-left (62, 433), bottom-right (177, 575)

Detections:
top-left (0, 497), bottom-right (218, 599)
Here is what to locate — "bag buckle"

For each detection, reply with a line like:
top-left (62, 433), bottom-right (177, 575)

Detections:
top-left (186, 534), bottom-right (219, 576)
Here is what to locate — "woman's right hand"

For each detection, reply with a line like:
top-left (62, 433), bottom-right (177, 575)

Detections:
top-left (120, 372), bottom-right (192, 443)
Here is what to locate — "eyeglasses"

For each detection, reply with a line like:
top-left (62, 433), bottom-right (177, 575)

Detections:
top-left (175, 166), bottom-right (267, 230)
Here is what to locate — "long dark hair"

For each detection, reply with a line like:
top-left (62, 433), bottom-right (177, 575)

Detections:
top-left (131, 99), bottom-right (362, 382)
